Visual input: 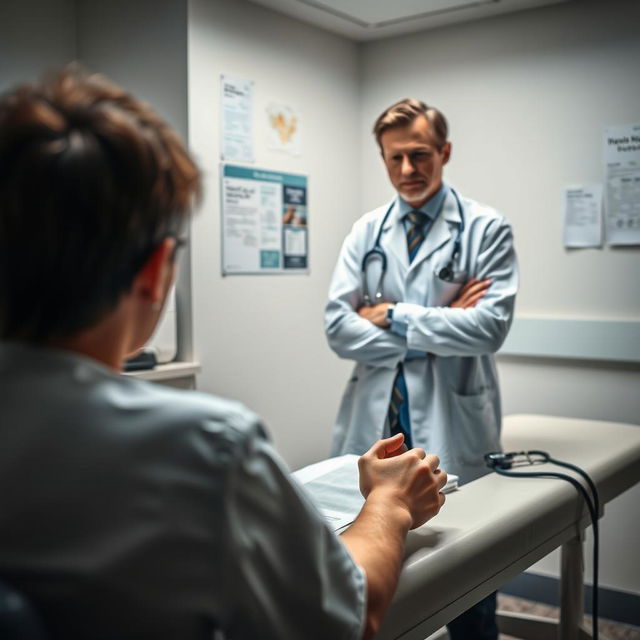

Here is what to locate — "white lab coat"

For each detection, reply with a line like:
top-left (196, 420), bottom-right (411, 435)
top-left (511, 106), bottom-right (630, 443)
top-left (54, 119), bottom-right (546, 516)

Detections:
top-left (325, 187), bottom-right (518, 484)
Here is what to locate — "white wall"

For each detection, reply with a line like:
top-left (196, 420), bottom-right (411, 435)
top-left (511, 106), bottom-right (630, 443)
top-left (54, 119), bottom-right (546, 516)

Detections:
top-left (75, 0), bottom-right (194, 362)
top-left (187, 0), bottom-right (360, 469)
top-left (359, 0), bottom-right (640, 596)
top-left (76, 0), bottom-right (188, 140)
top-left (0, 0), bottom-right (76, 90)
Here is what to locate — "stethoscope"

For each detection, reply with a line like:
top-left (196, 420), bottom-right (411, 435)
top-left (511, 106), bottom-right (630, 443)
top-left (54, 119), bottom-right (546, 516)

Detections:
top-left (361, 187), bottom-right (465, 305)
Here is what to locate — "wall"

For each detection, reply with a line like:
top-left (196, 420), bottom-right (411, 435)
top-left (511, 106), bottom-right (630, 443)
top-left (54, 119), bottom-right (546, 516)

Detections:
top-left (0, 0), bottom-right (76, 90)
top-left (75, 0), bottom-right (193, 362)
top-left (187, 0), bottom-right (360, 469)
top-left (359, 0), bottom-right (640, 597)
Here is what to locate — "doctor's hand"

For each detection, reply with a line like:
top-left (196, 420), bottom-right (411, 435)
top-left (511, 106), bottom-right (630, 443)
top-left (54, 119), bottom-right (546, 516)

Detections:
top-left (358, 434), bottom-right (447, 530)
top-left (450, 277), bottom-right (491, 309)
top-left (358, 302), bottom-right (393, 327)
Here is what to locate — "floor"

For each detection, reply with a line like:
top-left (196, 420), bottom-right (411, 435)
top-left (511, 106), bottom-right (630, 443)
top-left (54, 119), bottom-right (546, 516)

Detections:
top-left (497, 594), bottom-right (640, 640)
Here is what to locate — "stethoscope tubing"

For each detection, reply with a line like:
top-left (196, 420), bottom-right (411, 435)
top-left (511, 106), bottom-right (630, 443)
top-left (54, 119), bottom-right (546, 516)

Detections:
top-left (361, 188), bottom-right (465, 305)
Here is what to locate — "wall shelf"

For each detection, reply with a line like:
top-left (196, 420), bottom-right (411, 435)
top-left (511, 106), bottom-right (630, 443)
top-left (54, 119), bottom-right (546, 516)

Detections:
top-left (123, 361), bottom-right (201, 381)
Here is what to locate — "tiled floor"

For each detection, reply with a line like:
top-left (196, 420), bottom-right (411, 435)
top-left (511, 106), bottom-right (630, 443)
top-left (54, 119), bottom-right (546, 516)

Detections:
top-left (497, 594), bottom-right (640, 640)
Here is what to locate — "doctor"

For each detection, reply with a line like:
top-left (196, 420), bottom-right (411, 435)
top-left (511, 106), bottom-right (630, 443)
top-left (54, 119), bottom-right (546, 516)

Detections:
top-left (325, 98), bottom-right (518, 639)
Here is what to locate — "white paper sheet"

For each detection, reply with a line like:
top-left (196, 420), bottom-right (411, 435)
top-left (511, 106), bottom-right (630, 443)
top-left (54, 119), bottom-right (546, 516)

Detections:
top-left (563, 184), bottom-right (603, 248)
top-left (604, 123), bottom-right (640, 245)
top-left (220, 75), bottom-right (254, 163)
top-left (293, 454), bottom-right (458, 532)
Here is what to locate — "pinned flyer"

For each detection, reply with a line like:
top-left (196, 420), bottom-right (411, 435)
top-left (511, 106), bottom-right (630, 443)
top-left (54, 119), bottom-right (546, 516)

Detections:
top-left (220, 75), bottom-right (254, 163)
top-left (563, 185), bottom-right (603, 248)
top-left (604, 123), bottom-right (640, 246)
top-left (221, 164), bottom-right (308, 274)
top-left (267, 103), bottom-right (301, 156)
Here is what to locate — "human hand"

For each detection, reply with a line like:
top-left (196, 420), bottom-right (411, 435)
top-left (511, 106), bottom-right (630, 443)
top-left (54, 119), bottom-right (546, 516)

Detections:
top-left (358, 434), bottom-right (447, 530)
top-left (450, 278), bottom-right (491, 308)
top-left (358, 302), bottom-right (393, 327)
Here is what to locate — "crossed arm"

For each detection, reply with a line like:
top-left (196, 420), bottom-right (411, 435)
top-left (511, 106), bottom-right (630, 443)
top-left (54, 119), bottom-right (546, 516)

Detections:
top-left (357, 277), bottom-right (492, 327)
top-left (325, 217), bottom-right (517, 364)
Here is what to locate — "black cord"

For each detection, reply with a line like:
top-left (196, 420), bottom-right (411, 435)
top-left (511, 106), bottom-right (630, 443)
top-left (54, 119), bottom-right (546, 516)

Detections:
top-left (547, 453), bottom-right (600, 638)
top-left (491, 459), bottom-right (599, 640)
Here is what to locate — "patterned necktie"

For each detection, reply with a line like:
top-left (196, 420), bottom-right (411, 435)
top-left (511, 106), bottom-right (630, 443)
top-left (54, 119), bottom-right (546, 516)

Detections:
top-left (388, 210), bottom-right (429, 447)
top-left (405, 210), bottom-right (428, 262)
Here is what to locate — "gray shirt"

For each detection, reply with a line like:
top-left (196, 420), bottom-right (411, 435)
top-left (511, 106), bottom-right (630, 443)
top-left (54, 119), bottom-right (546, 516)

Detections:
top-left (0, 343), bottom-right (365, 640)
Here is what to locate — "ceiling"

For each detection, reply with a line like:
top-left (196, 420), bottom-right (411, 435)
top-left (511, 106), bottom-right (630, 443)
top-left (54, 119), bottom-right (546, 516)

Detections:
top-left (247, 0), bottom-right (572, 41)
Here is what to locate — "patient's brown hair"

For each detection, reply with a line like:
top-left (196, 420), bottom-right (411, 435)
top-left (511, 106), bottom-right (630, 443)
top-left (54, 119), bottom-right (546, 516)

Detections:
top-left (0, 65), bottom-right (200, 341)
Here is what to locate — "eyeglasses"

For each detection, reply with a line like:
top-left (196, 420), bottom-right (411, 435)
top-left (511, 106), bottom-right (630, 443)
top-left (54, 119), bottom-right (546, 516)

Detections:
top-left (169, 235), bottom-right (188, 261)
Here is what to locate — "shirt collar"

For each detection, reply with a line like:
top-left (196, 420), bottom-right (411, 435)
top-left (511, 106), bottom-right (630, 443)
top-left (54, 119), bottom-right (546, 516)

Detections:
top-left (397, 182), bottom-right (449, 220)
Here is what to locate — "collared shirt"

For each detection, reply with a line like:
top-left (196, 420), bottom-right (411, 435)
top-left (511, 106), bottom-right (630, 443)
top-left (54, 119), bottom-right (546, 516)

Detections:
top-left (0, 342), bottom-right (366, 640)
top-left (398, 181), bottom-right (448, 237)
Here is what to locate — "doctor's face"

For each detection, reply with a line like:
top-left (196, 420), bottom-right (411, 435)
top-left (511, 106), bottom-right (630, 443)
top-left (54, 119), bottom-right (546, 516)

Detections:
top-left (380, 115), bottom-right (451, 209)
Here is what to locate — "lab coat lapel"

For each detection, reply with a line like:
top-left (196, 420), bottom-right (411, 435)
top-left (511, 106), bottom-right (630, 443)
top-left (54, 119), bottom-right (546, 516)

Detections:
top-left (409, 189), bottom-right (461, 272)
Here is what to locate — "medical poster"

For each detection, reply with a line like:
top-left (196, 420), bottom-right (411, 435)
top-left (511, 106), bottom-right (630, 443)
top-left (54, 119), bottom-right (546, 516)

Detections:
top-left (267, 102), bottom-right (301, 156)
top-left (220, 75), bottom-right (254, 163)
top-left (221, 164), bottom-right (308, 274)
top-left (562, 185), bottom-right (603, 248)
top-left (604, 123), bottom-right (640, 245)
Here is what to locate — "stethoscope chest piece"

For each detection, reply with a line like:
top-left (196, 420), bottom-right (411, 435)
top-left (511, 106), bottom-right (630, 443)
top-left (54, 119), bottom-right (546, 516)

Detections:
top-left (438, 265), bottom-right (454, 282)
top-left (361, 188), bottom-right (466, 303)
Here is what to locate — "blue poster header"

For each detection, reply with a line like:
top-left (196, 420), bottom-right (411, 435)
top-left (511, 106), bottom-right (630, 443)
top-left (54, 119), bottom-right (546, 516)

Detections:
top-left (223, 163), bottom-right (307, 189)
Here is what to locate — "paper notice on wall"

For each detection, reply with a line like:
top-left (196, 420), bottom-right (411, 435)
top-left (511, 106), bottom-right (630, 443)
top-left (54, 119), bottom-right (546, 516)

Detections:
top-left (221, 164), bottom-right (308, 274)
top-left (220, 75), bottom-right (254, 163)
top-left (267, 103), bottom-right (301, 156)
top-left (604, 123), bottom-right (640, 245)
top-left (563, 185), bottom-right (603, 248)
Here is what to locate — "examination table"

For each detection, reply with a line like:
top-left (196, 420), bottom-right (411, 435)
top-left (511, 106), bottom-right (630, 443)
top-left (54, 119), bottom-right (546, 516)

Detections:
top-left (297, 414), bottom-right (637, 640)
top-left (368, 414), bottom-right (640, 640)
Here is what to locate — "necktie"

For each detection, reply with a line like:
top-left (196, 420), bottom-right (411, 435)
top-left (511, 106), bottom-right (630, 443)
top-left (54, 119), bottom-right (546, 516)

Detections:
top-left (388, 210), bottom-right (429, 448)
top-left (406, 210), bottom-right (429, 261)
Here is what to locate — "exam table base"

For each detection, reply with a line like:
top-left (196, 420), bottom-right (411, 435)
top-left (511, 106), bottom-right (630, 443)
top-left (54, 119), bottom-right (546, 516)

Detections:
top-left (426, 534), bottom-right (601, 640)
top-left (495, 533), bottom-right (600, 640)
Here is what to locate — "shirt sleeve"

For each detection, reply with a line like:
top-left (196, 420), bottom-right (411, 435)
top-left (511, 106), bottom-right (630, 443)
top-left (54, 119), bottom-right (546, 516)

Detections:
top-left (218, 422), bottom-right (367, 640)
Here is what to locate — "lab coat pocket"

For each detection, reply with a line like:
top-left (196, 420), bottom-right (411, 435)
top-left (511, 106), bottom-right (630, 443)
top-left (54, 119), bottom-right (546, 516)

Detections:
top-left (429, 270), bottom-right (467, 306)
top-left (450, 387), bottom-right (499, 465)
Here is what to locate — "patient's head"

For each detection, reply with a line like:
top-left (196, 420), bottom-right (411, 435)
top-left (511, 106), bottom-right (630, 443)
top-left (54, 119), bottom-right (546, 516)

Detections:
top-left (0, 65), bottom-right (200, 343)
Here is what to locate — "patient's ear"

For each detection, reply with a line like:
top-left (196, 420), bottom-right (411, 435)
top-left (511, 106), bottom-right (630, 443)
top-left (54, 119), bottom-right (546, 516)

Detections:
top-left (133, 238), bottom-right (176, 306)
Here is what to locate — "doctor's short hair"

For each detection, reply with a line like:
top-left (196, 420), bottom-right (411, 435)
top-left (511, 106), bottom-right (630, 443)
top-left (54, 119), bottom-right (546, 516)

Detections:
top-left (0, 65), bottom-right (200, 342)
top-left (373, 98), bottom-right (448, 151)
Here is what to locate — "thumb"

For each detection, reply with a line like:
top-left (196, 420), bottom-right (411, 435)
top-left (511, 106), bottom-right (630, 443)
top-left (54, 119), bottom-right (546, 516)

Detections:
top-left (375, 433), bottom-right (405, 459)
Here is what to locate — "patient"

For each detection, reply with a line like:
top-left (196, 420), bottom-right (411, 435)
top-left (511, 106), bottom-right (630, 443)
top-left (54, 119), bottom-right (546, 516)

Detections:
top-left (0, 67), bottom-right (447, 640)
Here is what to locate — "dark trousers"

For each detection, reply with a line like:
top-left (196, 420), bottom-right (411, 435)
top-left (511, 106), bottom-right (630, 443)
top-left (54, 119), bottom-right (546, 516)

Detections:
top-left (446, 592), bottom-right (498, 640)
